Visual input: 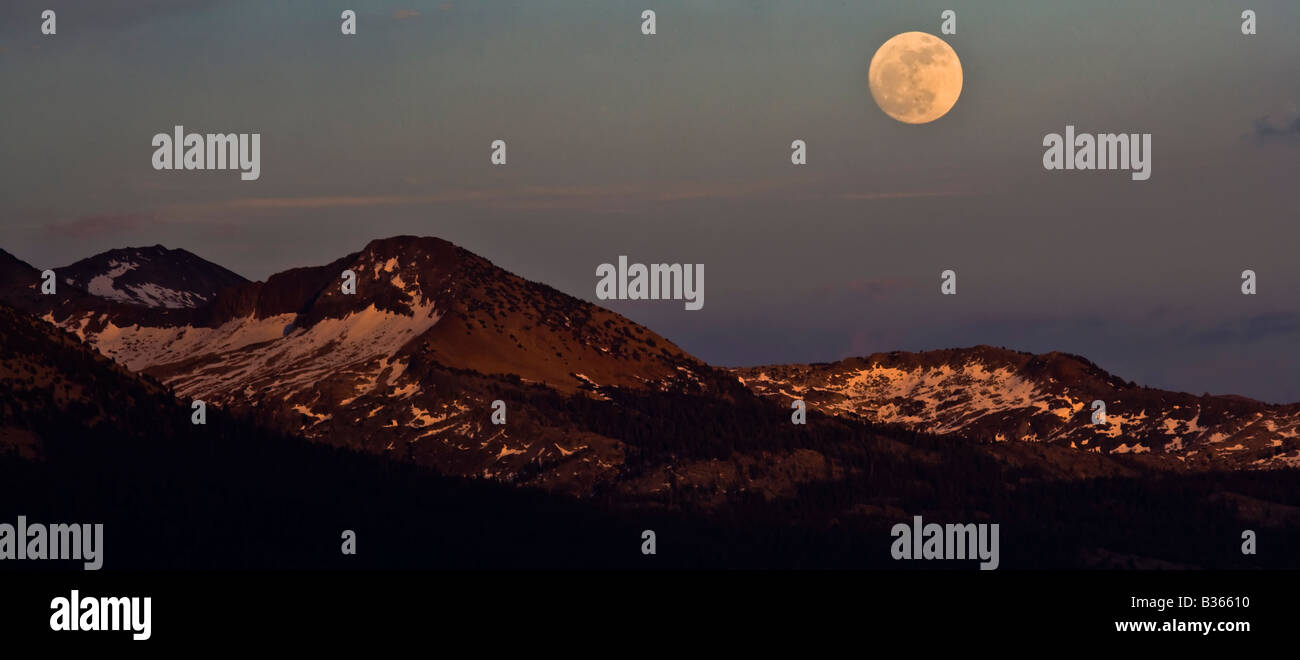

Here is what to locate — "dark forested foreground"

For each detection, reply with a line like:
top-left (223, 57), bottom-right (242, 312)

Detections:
top-left (3, 420), bottom-right (1299, 570)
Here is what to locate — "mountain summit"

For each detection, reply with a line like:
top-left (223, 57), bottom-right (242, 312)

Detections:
top-left (4, 236), bottom-right (713, 492)
top-left (55, 245), bottom-right (247, 309)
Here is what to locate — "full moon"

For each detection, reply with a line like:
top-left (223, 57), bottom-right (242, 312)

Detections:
top-left (868, 32), bottom-right (963, 124)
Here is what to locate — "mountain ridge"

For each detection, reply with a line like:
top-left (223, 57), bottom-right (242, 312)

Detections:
top-left (734, 345), bottom-right (1300, 470)
top-left (4, 237), bottom-right (1298, 482)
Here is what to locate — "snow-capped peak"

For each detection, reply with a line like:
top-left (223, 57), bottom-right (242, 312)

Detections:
top-left (55, 245), bottom-right (247, 309)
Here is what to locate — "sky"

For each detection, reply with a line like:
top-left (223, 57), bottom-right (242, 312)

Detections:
top-left (2, 0), bottom-right (1299, 401)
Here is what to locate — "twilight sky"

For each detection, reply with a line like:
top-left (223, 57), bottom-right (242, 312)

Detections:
top-left (2, 0), bottom-right (1298, 401)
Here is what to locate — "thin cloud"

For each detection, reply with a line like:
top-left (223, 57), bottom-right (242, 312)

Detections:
top-left (838, 190), bottom-right (970, 200)
top-left (1193, 312), bottom-right (1300, 345)
top-left (42, 213), bottom-right (157, 238)
top-left (165, 181), bottom-right (803, 213)
top-left (148, 182), bottom-right (972, 218)
top-left (1253, 112), bottom-right (1300, 142)
top-left (844, 277), bottom-right (908, 296)
top-left (813, 277), bottom-right (909, 300)
top-left (220, 192), bottom-right (493, 210)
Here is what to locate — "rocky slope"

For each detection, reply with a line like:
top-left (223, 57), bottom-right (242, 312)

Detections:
top-left (735, 347), bottom-right (1300, 470)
